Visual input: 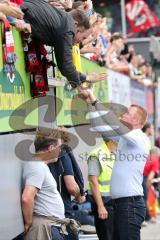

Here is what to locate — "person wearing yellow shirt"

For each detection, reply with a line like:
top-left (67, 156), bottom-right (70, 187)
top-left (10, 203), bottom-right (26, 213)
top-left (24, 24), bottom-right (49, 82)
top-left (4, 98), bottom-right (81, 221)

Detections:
top-left (87, 139), bottom-right (115, 240)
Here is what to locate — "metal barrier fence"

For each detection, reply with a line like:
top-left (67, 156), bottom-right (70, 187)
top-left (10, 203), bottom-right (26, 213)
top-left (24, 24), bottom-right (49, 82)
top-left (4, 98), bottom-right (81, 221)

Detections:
top-left (79, 234), bottom-right (98, 240)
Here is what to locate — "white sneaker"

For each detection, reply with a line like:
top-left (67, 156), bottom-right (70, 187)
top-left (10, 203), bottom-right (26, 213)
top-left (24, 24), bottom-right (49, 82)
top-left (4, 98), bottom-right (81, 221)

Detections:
top-left (141, 221), bottom-right (148, 227)
top-left (149, 217), bottom-right (157, 223)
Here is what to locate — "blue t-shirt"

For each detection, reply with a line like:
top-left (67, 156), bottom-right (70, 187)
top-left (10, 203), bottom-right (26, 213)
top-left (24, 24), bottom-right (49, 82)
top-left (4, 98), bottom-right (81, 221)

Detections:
top-left (49, 153), bottom-right (74, 217)
top-left (61, 154), bottom-right (74, 216)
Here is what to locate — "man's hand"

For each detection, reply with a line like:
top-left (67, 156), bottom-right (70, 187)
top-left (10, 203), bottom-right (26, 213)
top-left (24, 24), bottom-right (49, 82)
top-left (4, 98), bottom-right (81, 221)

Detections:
top-left (22, 186), bottom-right (37, 236)
top-left (84, 0), bottom-right (93, 11)
top-left (77, 85), bottom-right (97, 103)
top-left (0, 1), bottom-right (24, 18)
top-left (77, 85), bottom-right (90, 100)
top-left (24, 223), bottom-right (31, 234)
top-left (14, 21), bottom-right (31, 33)
top-left (86, 72), bottom-right (107, 83)
top-left (75, 195), bottom-right (86, 204)
top-left (63, 0), bottom-right (73, 9)
top-left (23, 23), bottom-right (31, 33)
top-left (49, 1), bottom-right (65, 10)
top-left (98, 205), bottom-right (108, 220)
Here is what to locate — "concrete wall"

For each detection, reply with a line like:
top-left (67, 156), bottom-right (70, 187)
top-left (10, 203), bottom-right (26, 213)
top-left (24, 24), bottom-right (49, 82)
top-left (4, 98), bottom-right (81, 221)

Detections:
top-left (0, 133), bottom-right (34, 240)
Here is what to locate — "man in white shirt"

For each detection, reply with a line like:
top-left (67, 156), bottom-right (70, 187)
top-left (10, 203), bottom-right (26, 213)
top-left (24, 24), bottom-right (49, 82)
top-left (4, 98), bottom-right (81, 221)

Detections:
top-left (79, 88), bottom-right (149, 240)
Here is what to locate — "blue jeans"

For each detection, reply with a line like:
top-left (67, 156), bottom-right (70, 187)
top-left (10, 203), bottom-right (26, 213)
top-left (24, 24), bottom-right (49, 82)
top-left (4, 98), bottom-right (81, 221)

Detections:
top-left (51, 226), bottom-right (64, 240)
top-left (113, 196), bottom-right (146, 240)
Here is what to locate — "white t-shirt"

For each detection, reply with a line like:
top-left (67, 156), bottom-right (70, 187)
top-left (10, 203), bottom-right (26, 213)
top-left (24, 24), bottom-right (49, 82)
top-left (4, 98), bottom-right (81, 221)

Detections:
top-left (110, 129), bottom-right (149, 199)
top-left (23, 160), bottom-right (65, 219)
top-left (88, 106), bottom-right (149, 199)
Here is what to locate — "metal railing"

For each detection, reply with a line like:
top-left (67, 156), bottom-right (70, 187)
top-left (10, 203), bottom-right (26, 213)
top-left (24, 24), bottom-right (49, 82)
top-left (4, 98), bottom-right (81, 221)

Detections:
top-left (79, 234), bottom-right (98, 240)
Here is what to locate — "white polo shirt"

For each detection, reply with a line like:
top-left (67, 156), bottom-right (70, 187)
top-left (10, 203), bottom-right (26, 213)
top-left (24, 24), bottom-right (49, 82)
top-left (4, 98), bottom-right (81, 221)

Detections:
top-left (88, 104), bottom-right (149, 199)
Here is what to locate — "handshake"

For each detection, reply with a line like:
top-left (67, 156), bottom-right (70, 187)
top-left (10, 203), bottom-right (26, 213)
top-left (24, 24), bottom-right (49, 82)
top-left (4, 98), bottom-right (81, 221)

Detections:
top-left (77, 71), bottom-right (106, 103)
top-left (77, 85), bottom-right (97, 105)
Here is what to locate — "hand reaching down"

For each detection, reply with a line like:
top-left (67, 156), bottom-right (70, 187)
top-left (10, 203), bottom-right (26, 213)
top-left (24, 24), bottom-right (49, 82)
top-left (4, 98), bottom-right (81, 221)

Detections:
top-left (86, 72), bottom-right (107, 83)
top-left (14, 21), bottom-right (31, 33)
top-left (98, 205), bottom-right (108, 220)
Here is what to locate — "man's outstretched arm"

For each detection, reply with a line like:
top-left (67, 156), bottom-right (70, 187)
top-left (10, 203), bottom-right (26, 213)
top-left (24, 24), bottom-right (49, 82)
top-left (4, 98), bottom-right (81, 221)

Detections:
top-left (78, 88), bottom-right (131, 140)
top-left (54, 32), bottom-right (86, 88)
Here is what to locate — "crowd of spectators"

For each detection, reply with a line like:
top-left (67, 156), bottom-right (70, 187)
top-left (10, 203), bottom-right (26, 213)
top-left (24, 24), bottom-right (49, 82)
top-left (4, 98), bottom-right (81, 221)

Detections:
top-left (1, 1), bottom-right (160, 239)
top-left (59, 0), bottom-right (158, 88)
top-left (0, 0), bottom-right (158, 91)
top-left (79, 14), bottom-right (158, 88)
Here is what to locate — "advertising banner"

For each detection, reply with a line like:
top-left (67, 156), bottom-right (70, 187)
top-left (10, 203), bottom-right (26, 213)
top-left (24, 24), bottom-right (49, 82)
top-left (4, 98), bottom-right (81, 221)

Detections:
top-left (107, 70), bottom-right (131, 107)
top-left (145, 87), bottom-right (154, 123)
top-left (130, 80), bottom-right (146, 108)
top-left (0, 26), bottom-right (38, 132)
top-left (56, 57), bottom-right (108, 126)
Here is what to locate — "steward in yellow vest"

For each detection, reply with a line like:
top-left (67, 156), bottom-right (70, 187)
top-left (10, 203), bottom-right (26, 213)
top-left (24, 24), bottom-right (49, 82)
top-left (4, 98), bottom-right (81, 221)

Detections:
top-left (87, 140), bottom-right (115, 240)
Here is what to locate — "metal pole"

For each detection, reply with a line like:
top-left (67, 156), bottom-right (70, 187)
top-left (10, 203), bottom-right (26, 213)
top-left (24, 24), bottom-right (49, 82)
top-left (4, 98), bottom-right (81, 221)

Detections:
top-left (121, 0), bottom-right (127, 35)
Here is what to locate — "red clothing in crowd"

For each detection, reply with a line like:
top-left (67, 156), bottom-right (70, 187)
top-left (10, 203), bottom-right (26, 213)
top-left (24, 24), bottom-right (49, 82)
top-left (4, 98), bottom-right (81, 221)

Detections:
top-left (143, 154), bottom-right (159, 177)
top-left (10, 0), bottom-right (23, 4)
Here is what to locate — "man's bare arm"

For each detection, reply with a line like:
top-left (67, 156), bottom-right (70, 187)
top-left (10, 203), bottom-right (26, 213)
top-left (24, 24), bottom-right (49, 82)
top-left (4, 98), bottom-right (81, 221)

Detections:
top-left (89, 175), bottom-right (108, 219)
top-left (64, 175), bottom-right (85, 203)
top-left (22, 186), bottom-right (38, 232)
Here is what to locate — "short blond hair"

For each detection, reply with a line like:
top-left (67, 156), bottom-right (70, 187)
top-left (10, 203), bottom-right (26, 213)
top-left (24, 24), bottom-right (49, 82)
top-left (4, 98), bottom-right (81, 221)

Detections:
top-left (131, 104), bottom-right (148, 126)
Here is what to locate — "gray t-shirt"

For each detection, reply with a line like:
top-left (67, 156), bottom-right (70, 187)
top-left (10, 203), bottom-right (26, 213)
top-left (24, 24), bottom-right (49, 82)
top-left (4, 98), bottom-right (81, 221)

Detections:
top-left (88, 156), bottom-right (101, 176)
top-left (22, 160), bottom-right (65, 219)
top-left (88, 156), bottom-right (111, 198)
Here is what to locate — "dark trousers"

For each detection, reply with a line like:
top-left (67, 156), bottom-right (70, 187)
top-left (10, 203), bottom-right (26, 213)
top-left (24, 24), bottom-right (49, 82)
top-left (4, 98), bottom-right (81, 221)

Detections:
top-left (65, 225), bottom-right (78, 240)
top-left (113, 196), bottom-right (146, 240)
top-left (12, 233), bottom-right (24, 240)
top-left (91, 200), bottom-right (114, 240)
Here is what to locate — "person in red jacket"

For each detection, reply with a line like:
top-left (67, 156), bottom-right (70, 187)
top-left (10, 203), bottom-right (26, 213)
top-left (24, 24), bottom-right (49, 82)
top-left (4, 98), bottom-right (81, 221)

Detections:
top-left (143, 147), bottom-right (160, 221)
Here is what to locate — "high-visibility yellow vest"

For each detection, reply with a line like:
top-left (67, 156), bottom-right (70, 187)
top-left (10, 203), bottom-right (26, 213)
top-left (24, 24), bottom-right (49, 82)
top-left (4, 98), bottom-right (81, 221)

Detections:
top-left (72, 44), bottom-right (82, 72)
top-left (88, 142), bottom-right (114, 196)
